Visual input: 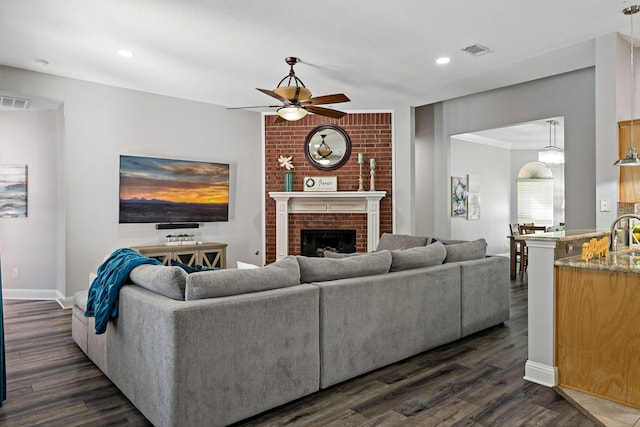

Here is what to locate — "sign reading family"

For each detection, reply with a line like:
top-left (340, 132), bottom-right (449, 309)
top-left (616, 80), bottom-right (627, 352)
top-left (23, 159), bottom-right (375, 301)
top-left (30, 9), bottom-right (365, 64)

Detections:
top-left (0, 164), bottom-right (27, 218)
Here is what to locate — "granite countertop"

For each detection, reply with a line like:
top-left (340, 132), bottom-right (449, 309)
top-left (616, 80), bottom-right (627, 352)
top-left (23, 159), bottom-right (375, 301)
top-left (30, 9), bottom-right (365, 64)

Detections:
top-left (514, 229), bottom-right (609, 243)
top-left (555, 246), bottom-right (640, 273)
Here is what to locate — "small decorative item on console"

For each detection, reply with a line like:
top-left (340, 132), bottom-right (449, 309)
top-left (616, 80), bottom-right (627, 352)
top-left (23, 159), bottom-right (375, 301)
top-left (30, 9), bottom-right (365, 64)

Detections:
top-left (165, 234), bottom-right (196, 245)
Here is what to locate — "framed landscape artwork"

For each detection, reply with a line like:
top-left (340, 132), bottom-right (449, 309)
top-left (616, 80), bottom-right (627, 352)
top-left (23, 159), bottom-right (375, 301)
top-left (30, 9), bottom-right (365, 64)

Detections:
top-left (119, 155), bottom-right (229, 224)
top-left (451, 176), bottom-right (467, 218)
top-left (0, 165), bottom-right (27, 218)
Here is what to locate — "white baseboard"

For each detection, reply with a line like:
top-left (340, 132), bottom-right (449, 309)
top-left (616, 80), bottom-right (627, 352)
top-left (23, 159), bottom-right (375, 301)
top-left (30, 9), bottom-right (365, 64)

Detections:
top-left (3, 288), bottom-right (73, 309)
top-left (524, 360), bottom-right (558, 387)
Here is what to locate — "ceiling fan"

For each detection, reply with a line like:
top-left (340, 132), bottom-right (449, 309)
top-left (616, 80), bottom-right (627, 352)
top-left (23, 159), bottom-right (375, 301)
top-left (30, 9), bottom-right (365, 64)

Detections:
top-left (232, 57), bottom-right (350, 123)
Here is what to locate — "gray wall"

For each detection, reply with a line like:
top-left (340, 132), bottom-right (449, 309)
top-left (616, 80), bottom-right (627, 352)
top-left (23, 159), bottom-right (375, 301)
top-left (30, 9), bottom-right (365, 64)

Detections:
top-left (415, 67), bottom-right (595, 242)
top-left (0, 66), bottom-right (263, 305)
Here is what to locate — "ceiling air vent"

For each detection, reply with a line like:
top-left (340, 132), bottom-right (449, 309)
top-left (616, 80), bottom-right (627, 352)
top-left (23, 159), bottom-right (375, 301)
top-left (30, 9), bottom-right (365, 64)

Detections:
top-left (461, 44), bottom-right (491, 56)
top-left (0, 96), bottom-right (30, 109)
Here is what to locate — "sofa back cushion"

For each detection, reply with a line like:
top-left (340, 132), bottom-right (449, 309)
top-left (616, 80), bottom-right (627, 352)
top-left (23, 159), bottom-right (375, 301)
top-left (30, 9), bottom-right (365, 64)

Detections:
top-left (444, 238), bottom-right (487, 263)
top-left (297, 250), bottom-right (392, 283)
top-left (185, 256), bottom-right (300, 300)
top-left (389, 241), bottom-right (447, 272)
top-left (323, 250), bottom-right (367, 259)
top-left (376, 233), bottom-right (429, 251)
top-left (129, 264), bottom-right (188, 300)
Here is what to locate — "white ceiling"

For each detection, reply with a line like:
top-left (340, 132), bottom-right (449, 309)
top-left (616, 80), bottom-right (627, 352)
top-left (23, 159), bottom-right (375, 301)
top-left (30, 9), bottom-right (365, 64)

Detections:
top-left (0, 0), bottom-right (633, 144)
top-left (455, 117), bottom-right (565, 150)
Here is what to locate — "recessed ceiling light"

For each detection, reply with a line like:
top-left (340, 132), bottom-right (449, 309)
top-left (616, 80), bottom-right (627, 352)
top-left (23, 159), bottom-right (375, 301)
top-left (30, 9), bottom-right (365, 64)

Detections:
top-left (118, 50), bottom-right (133, 58)
top-left (436, 57), bottom-right (450, 65)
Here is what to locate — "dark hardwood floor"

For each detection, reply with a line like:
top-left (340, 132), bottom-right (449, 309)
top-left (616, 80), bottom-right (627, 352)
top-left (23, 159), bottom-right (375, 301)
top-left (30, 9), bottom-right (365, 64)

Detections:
top-left (0, 278), bottom-right (600, 426)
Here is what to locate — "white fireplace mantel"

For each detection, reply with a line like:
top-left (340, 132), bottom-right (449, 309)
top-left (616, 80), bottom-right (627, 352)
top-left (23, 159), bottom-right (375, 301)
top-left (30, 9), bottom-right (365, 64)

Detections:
top-left (269, 191), bottom-right (387, 260)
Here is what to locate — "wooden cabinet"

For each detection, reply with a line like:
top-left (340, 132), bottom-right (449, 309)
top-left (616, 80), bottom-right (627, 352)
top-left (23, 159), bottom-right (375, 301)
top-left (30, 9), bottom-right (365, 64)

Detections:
top-left (130, 242), bottom-right (227, 269)
top-left (556, 266), bottom-right (640, 408)
top-left (618, 119), bottom-right (640, 202)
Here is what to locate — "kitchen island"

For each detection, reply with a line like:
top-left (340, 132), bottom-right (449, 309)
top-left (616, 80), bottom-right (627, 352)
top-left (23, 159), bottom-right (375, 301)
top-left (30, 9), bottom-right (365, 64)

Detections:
top-left (555, 248), bottom-right (640, 409)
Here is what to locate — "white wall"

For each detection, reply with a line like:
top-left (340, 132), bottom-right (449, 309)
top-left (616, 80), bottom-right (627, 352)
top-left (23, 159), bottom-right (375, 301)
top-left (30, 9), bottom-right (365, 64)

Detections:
top-left (0, 109), bottom-right (63, 299)
top-left (392, 106), bottom-right (415, 234)
top-left (0, 66), bottom-right (263, 305)
top-left (449, 138), bottom-right (511, 255)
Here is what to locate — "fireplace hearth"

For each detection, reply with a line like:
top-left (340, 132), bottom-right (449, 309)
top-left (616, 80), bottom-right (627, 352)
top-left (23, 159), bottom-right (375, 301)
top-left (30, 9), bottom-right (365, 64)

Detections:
top-left (301, 229), bottom-right (356, 257)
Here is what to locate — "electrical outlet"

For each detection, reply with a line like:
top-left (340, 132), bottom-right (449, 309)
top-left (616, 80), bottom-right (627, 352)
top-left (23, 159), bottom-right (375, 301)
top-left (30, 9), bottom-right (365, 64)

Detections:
top-left (600, 199), bottom-right (611, 212)
top-left (12, 268), bottom-right (19, 279)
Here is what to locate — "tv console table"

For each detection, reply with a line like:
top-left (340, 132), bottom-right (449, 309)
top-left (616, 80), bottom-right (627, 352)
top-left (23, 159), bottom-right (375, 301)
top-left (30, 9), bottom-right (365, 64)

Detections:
top-left (131, 242), bottom-right (227, 269)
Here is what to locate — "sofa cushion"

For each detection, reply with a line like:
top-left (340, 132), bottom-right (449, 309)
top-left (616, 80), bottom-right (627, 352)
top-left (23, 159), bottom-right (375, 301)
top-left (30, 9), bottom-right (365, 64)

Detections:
top-left (297, 250), bottom-right (392, 283)
top-left (323, 251), bottom-right (367, 259)
top-left (444, 238), bottom-right (487, 263)
top-left (185, 256), bottom-right (300, 300)
top-left (129, 264), bottom-right (188, 300)
top-left (389, 241), bottom-right (447, 272)
top-left (376, 233), bottom-right (436, 251)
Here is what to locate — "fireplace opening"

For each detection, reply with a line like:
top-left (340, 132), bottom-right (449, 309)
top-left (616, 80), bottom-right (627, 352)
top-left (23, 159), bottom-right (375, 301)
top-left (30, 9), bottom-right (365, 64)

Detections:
top-left (301, 229), bottom-right (356, 257)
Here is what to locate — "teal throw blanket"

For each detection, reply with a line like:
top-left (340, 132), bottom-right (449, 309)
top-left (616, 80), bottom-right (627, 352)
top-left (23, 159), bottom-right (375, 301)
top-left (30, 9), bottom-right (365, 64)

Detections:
top-left (85, 248), bottom-right (160, 334)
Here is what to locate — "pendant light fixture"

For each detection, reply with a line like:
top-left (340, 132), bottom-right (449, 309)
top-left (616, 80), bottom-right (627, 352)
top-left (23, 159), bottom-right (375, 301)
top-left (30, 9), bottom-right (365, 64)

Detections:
top-left (615, 5), bottom-right (640, 166)
top-left (538, 120), bottom-right (564, 164)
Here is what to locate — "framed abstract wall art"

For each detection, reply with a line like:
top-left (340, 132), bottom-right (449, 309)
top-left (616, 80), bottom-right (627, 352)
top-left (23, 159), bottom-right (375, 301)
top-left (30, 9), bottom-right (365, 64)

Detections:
top-left (467, 192), bottom-right (480, 220)
top-left (0, 164), bottom-right (27, 218)
top-left (451, 176), bottom-right (467, 218)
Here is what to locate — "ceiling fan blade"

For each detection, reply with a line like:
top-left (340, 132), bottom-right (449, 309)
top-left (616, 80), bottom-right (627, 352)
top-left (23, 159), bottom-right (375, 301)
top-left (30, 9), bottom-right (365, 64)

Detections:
top-left (256, 88), bottom-right (289, 103)
top-left (304, 105), bottom-right (347, 119)
top-left (305, 93), bottom-right (350, 105)
top-left (226, 105), bottom-right (280, 110)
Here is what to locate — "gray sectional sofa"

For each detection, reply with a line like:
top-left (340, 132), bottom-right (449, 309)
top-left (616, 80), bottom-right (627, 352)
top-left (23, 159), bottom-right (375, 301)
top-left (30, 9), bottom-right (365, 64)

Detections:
top-left (72, 234), bottom-right (510, 427)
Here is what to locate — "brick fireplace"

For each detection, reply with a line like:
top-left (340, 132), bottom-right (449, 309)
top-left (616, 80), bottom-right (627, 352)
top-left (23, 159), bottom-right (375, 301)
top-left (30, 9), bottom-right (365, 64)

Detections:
top-left (264, 112), bottom-right (393, 263)
top-left (269, 191), bottom-right (386, 260)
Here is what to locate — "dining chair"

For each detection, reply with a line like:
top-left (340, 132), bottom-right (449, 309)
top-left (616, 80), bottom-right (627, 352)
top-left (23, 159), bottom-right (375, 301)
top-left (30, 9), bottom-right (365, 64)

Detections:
top-left (509, 224), bottom-right (523, 277)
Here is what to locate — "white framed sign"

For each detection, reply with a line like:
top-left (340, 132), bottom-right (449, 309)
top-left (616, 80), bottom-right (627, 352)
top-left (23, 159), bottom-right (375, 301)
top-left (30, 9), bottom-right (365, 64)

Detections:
top-left (303, 176), bottom-right (338, 192)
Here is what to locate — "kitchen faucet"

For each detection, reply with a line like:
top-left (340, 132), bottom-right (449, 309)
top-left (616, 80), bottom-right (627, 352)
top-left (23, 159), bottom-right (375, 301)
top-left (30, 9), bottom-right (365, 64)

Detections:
top-left (610, 214), bottom-right (640, 251)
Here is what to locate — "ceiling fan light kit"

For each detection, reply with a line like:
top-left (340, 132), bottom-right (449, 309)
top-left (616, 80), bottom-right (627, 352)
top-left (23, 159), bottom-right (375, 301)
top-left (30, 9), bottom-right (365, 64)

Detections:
top-left (277, 106), bottom-right (308, 121)
top-left (250, 56), bottom-right (350, 123)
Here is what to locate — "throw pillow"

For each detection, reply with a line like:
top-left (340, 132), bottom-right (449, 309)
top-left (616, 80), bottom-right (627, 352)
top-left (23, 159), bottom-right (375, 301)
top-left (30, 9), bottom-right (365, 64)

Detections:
top-left (389, 241), bottom-right (447, 272)
top-left (185, 256), bottom-right (300, 300)
top-left (129, 264), bottom-right (188, 300)
top-left (297, 250), bottom-right (392, 283)
top-left (376, 233), bottom-right (428, 251)
top-left (444, 238), bottom-right (487, 263)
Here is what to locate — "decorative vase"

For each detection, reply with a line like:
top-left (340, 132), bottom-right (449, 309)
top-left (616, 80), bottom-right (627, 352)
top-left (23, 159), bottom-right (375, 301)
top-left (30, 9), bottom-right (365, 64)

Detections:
top-left (284, 170), bottom-right (293, 192)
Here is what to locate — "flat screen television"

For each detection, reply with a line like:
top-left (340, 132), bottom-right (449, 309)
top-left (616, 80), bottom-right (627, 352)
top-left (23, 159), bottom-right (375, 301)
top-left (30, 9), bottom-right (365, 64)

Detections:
top-left (119, 155), bottom-right (229, 224)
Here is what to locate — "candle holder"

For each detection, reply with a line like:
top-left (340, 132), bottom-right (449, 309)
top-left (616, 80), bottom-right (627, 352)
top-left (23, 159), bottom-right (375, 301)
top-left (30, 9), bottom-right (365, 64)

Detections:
top-left (357, 162), bottom-right (364, 191)
top-left (369, 164), bottom-right (376, 191)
